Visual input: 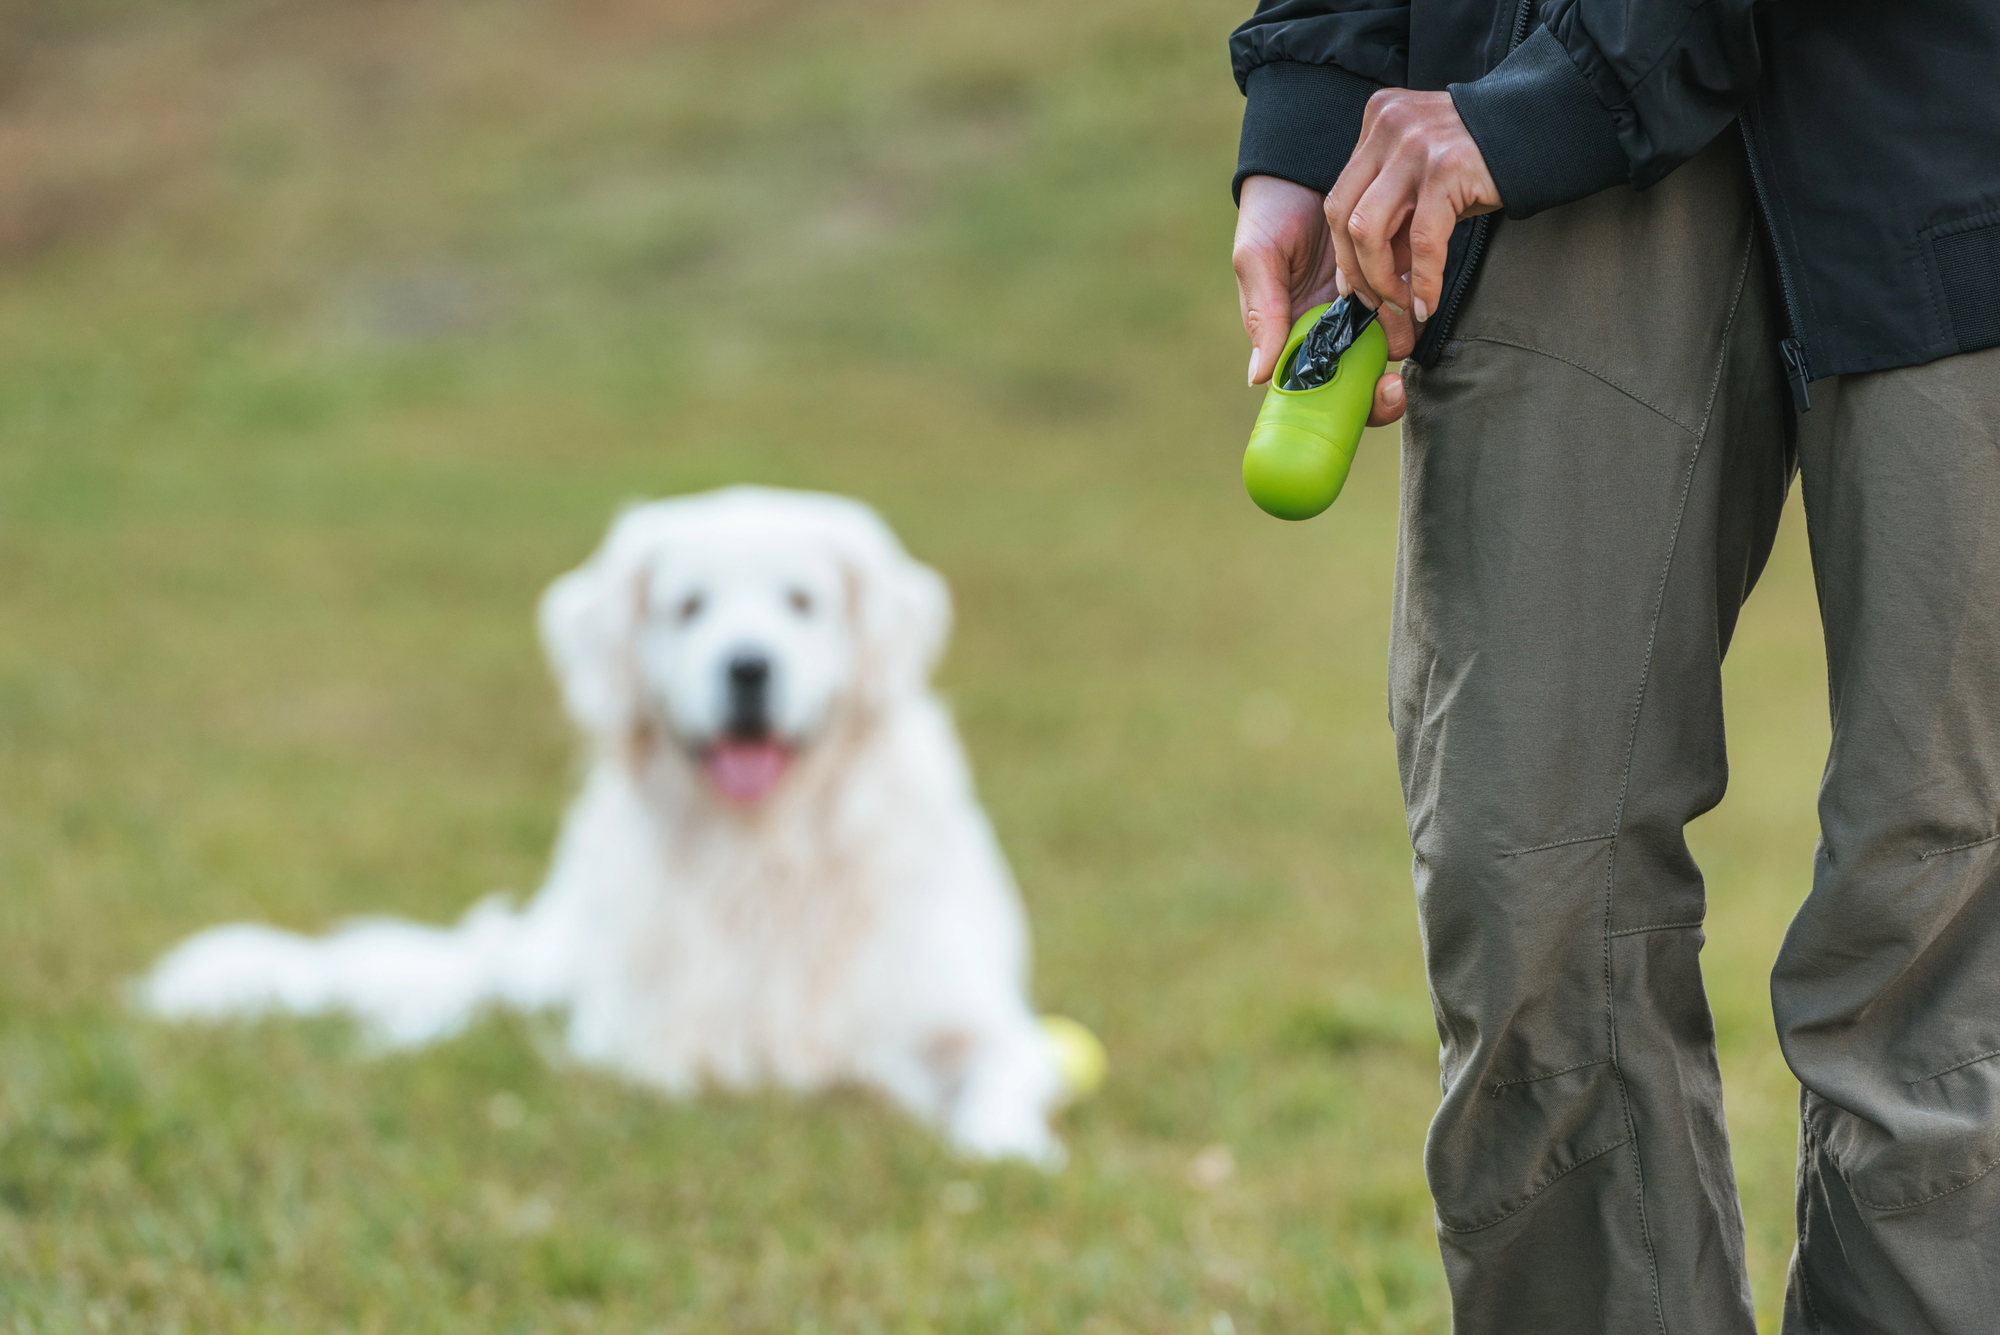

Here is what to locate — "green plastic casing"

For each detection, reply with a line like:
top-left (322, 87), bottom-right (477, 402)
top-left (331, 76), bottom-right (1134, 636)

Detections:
top-left (1241, 303), bottom-right (1389, 520)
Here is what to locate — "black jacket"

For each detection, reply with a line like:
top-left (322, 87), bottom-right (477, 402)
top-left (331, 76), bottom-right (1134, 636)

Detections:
top-left (1231, 1), bottom-right (2000, 392)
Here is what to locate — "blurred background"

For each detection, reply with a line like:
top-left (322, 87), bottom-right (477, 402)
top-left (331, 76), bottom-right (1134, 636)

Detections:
top-left (0, 0), bottom-right (1828, 1330)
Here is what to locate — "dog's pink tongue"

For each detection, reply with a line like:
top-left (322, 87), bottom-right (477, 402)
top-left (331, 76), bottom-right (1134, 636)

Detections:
top-left (705, 740), bottom-right (788, 803)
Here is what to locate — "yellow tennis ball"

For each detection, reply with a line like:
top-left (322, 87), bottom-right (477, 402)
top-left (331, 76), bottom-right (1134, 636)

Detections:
top-left (1040, 1015), bottom-right (1107, 1100)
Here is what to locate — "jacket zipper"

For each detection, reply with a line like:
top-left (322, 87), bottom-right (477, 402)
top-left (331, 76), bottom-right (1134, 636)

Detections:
top-left (1414, 0), bottom-right (1535, 364)
top-left (1738, 110), bottom-right (1813, 412)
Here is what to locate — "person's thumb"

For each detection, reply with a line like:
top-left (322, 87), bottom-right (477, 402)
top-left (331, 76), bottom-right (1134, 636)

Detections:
top-left (1366, 370), bottom-right (1406, 427)
top-left (1235, 254), bottom-right (1295, 387)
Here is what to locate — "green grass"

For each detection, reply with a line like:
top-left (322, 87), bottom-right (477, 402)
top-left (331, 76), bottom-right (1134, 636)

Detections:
top-left (0, 0), bottom-right (1827, 1329)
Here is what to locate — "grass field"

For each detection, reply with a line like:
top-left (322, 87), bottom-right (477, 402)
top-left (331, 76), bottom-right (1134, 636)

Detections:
top-left (0, 1), bottom-right (1830, 1330)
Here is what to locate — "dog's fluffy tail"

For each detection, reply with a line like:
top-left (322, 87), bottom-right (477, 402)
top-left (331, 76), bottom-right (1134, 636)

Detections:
top-left (137, 894), bottom-right (565, 1048)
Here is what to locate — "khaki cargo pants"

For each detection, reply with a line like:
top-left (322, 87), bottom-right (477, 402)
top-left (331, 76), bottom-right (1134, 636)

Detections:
top-left (1394, 133), bottom-right (2000, 1333)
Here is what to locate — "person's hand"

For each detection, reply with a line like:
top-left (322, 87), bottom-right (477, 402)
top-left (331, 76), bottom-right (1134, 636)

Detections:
top-left (1326, 88), bottom-right (1501, 326)
top-left (1234, 175), bottom-right (1412, 426)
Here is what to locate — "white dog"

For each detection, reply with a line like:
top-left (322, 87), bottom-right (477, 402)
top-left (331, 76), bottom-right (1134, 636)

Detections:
top-left (141, 487), bottom-right (1068, 1164)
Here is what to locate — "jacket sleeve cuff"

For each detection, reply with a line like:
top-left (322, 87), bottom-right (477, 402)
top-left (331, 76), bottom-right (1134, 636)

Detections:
top-left (1234, 60), bottom-right (1379, 204)
top-left (1448, 26), bottom-right (1627, 220)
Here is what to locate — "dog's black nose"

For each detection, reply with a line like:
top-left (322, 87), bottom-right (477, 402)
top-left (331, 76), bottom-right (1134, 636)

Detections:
top-left (726, 653), bottom-right (772, 738)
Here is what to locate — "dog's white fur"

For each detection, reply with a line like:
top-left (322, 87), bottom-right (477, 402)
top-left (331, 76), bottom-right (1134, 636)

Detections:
top-left (140, 487), bottom-right (1067, 1165)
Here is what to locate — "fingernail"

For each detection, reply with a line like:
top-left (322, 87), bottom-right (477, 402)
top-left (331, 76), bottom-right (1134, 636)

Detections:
top-left (1414, 299), bottom-right (1428, 322)
top-left (1385, 377), bottom-right (1405, 405)
top-left (1336, 269), bottom-right (1351, 298)
top-left (1383, 299), bottom-right (1405, 315)
top-left (1247, 347), bottom-right (1263, 386)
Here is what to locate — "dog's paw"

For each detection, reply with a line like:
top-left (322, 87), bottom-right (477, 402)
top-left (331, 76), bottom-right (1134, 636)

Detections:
top-left (946, 1107), bottom-right (1067, 1170)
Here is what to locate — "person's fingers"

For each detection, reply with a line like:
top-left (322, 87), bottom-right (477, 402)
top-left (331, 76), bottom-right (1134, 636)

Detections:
top-left (1325, 153), bottom-right (1381, 308)
top-left (1348, 162), bottom-right (1419, 313)
top-left (1405, 176), bottom-right (1459, 325)
top-left (1321, 88), bottom-right (1507, 329)
top-left (1366, 371), bottom-right (1406, 427)
top-left (1232, 244), bottom-right (1297, 386)
top-left (1374, 304), bottom-right (1417, 361)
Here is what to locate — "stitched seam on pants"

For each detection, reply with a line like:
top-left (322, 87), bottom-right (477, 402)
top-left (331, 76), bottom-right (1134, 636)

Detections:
top-left (1596, 230), bottom-right (1752, 1335)
top-left (1412, 659), bottom-right (1470, 1070)
top-left (1457, 334), bottom-right (1700, 436)
top-left (1910, 1047), bottom-right (2000, 1084)
top-left (1796, 1111), bottom-right (1826, 1335)
top-left (1844, 1147), bottom-right (2000, 1212)
top-left (1689, 237), bottom-right (1756, 444)
top-left (1500, 831), bottom-right (1614, 857)
top-left (1603, 443), bottom-right (1697, 1335)
top-left (1606, 920), bottom-right (1705, 939)
top-left (1489, 1057), bottom-right (1609, 1097)
top-left (1435, 1136), bottom-right (1632, 1233)
top-left (1917, 831), bottom-right (2000, 860)
top-left (1907, 366), bottom-right (2000, 453)
top-left (1808, 1087), bottom-right (2000, 1215)
top-left (1809, 1083), bottom-right (2000, 1214)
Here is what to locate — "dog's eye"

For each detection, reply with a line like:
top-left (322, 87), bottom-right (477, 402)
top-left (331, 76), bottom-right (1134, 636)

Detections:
top-left (787, 588), bottom-right (814, 617)
top-left (677, 592), bottom-right (705, 624)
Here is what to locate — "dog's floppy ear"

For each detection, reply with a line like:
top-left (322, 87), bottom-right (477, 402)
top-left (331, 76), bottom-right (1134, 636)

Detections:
top-left (538, 517), bottom-right (649, 744)
top-left (836, 515), bottom-right (952, 707)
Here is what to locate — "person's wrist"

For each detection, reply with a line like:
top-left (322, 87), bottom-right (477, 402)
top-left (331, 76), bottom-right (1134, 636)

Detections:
top-left (1237, 174), bottom-right (1322, 213)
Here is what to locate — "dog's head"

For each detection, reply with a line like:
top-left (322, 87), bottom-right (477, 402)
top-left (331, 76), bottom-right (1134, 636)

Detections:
top-left (539, 488), bottom-right (950, 804)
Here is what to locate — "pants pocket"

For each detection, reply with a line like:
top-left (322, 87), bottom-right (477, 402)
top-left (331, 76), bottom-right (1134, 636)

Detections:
top-left (1427, 1059), bottom-right (1632, 1232)
top-left (1807, 1054), bottom-right (2000, 1211)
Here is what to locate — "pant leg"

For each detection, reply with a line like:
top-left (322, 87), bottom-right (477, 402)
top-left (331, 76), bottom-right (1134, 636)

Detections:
top-left (1777, 346), bottom-right (2000, 1334)
top-left (1393, 134), bottom-right (1791, 1334)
